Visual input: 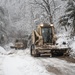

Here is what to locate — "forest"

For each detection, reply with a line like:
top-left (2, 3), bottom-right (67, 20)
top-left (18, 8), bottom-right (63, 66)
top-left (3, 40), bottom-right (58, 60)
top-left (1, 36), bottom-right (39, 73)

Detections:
top-left (0, 0), bottom-right (75, 46)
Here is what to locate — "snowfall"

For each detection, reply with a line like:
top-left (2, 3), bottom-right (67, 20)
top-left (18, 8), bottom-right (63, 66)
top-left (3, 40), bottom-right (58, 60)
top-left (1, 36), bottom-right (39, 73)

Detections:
top-left (0, 36), bottom-right (75, 75)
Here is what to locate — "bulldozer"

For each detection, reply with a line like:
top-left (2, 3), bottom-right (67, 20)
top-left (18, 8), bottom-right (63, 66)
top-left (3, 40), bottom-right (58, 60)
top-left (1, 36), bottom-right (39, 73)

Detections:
top-left (30, 23), bottom-right (70, 57)
top-left (10, 39), bottom-right (27, 49)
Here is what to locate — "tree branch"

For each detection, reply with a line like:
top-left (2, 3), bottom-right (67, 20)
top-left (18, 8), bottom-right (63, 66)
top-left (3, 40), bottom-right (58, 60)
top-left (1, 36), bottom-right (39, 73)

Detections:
top-left (34, 0), bottom-right (49, 14)
top-left (43, 0), bottom-right (51, 16)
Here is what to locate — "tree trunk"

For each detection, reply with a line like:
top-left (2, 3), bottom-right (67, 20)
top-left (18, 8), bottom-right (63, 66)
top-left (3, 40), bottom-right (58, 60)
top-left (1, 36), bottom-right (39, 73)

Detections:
top-left (64, 26), bottom-right (67, 31)
top-left (73, 19), bottom-right (75, 35)
top-left (49, 15), bottom-right (53, 24)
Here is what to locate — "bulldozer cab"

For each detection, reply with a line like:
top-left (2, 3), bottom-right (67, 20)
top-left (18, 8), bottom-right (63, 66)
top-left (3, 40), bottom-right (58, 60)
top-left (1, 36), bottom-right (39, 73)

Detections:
top-left (36, 23), bottom-right (54, 45)
top-left (41, 26), bottom-right (53, 43)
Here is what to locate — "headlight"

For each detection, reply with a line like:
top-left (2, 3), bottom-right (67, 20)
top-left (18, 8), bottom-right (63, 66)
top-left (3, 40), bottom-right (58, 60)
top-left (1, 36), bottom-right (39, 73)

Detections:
top-left (40, 24), bottom-right (43, 27)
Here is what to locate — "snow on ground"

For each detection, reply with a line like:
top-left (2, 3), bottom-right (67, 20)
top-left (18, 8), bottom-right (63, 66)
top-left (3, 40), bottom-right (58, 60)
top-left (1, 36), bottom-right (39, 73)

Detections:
top-left (4, 43), bottom-right (14, 51)
top-left (69, 40), bottom-right (75, 57)
top-left (55, 33), bottom-right (71, 49)
top-left (2, 49), bottom-right (55, 75)
top-left (0, 54), bottom-right (5, 75)
top-left (70, 41), bottom-right (75, 51)
top-left (0, 40), bottom-right (75, 75)
top-left (56, 33), bottom-right (70, 45)
top-left (56, 34), bottom-right (75, 57)
top-left (3, 43), bottom-right (15, 54)
top-left (41, 58), bottom-right (75, 75)
top-left (0, 46), bottom-right (7, 55)
top-left (0, 43), bottom-right (16, 55)
top-left (0, 48), bottom-right (74, 75)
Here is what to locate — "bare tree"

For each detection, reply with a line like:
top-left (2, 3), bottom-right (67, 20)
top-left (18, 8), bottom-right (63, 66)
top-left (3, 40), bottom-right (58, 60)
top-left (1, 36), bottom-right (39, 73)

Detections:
top-left (33, 0), bottom-right (56, 24)
top-left (0, 6), bottom-right (9, 45)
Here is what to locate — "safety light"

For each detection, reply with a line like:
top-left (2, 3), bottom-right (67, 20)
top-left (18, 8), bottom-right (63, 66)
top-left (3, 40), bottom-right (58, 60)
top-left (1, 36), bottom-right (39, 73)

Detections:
top-left (50, 24), bottom-right (53, 26)
top-left (40, 24), bottom-right (43, 27)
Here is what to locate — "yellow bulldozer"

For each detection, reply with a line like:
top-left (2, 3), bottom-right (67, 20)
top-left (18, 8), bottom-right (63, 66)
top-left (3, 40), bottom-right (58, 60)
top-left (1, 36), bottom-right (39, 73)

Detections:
top-left (30, 23), bottom-right (70, 57)
top-left (10, 39), bottom-right (27, 49)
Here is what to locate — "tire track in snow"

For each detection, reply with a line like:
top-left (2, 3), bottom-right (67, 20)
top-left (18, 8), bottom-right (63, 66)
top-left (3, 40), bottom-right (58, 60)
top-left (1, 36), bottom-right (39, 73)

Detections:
top-left (39, 57), bottom-right (75, 75)
top-left (2, 49), bottom-right (55, 75)
top-left (2, 49), bottom-right (75, 75)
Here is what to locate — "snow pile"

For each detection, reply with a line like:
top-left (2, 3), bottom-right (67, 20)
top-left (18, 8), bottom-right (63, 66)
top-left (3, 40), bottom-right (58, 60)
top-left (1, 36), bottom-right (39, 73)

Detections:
top-left (56, 33), bottom-right (70, 44)
top-left (70, 41), bottom-right (75, 51)
top-left (56, 37), bottom-right (68, 45)
top-left (69, 40), bottom-right (75, 57)
top-left (4, 43), bottom-right (15, 54)
top-left (3, 55), bottom-right (55, 75)
top-left (0, 46), bottom-right (7, 54)
top-left (4, 43), bottom-right (14, 51)
top-left (56, 35), bottom-right (69, 48)
top-left (56, 34), bottom-right (75, 57)
top-left (2, 49), bottom-right (75, 75)
top-left (57, 33), bottom-right (70, 37)
top-left (55, 34), bottom-right (75, 57)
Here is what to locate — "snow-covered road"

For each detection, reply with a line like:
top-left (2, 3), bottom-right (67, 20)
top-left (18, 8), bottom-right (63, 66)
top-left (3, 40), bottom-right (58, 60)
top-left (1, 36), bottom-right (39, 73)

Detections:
top-left (0, 48), bottom-right (75, 75)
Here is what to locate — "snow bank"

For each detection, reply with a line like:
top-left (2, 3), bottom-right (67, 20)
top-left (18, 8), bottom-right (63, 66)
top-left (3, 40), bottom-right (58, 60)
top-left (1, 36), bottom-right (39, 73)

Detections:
top-left (69, 40), bottom-right (75, 57)
top-left (56, 34), bottom-right (75, 57)
top-left (56, 33), bottom-right (70, 44)
top-left (56, 37), bottom-right (68, 45)
top-left (70, 41), bottom-right (75, 51)
top-left (0, 46), bottom-right (7, 54)
top-left (2, 48), bottom-right (75, 75)
top-left (4, 43), bottom-right (14, 51)
top-left (0, 43), bottom-right (15, 55)
top-left (4, 43), bottom-right (15, 54)
top-left (56, 34), bottom-right (70, 48)
top-left (3, 54), bottom-right (55, 75)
